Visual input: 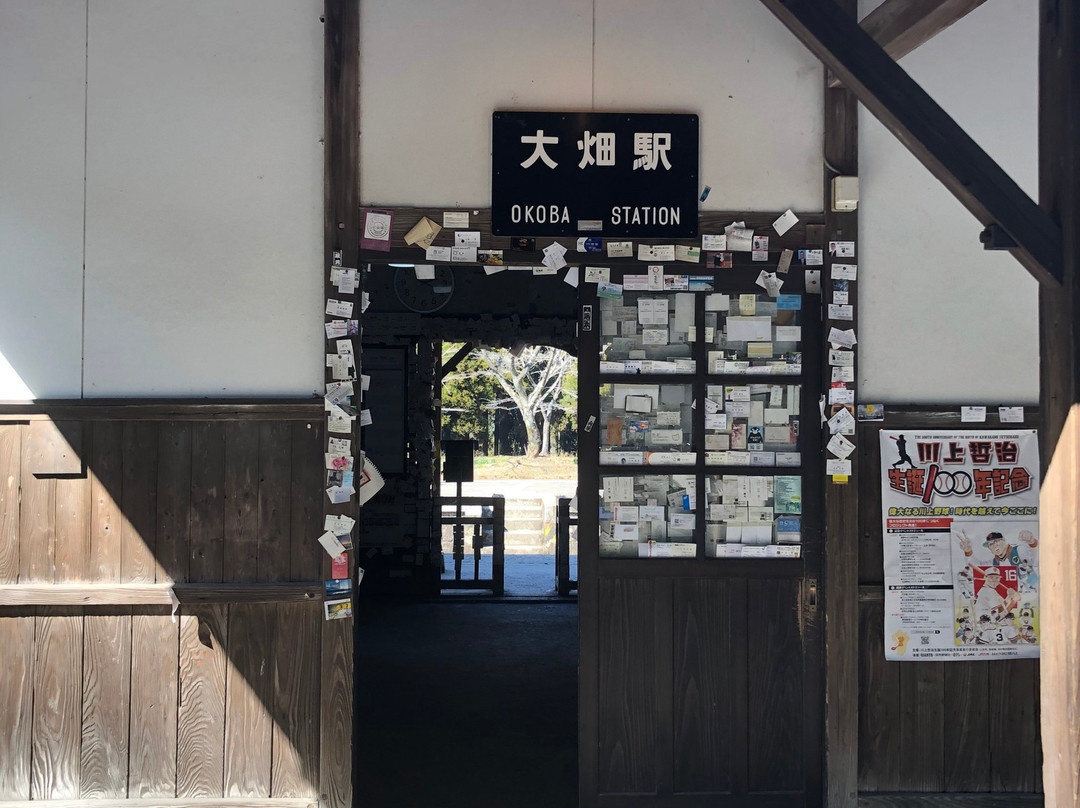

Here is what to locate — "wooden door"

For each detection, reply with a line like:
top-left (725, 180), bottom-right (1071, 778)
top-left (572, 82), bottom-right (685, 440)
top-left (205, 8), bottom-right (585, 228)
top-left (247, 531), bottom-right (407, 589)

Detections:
top-left (578, 269), bottom-right (823, 807)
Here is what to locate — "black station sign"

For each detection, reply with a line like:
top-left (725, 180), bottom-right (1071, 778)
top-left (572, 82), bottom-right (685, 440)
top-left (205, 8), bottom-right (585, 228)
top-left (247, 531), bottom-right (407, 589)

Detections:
top-left (491, 111), bottom-right (699, 238)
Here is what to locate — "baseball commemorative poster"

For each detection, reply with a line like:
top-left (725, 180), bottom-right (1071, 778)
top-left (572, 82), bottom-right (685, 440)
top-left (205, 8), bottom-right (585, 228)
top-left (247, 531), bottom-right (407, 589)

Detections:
top-left (879, 430), bottom-right (1040, 661)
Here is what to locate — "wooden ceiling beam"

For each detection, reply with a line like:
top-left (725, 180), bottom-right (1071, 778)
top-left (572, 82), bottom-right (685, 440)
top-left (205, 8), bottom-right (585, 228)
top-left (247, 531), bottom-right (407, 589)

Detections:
top-left (758, 0), bottom-right (1063, 287)
top-left (827, 0), bottom-right (989, 87)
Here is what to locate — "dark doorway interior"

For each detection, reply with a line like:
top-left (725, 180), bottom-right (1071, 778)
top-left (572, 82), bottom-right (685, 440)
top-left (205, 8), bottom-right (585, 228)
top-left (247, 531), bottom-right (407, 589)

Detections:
top-left (355, 601), bottom-right (578, 808)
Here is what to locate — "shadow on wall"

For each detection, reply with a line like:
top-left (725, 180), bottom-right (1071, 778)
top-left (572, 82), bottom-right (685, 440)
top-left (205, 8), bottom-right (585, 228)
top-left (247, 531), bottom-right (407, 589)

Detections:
top-left (0, 414), bottom-right (338, 801)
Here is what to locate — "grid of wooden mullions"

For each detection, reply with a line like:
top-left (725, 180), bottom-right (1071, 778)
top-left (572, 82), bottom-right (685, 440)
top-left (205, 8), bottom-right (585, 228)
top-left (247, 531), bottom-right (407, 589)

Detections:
top-left (580, 267), bottom-right (823, 566)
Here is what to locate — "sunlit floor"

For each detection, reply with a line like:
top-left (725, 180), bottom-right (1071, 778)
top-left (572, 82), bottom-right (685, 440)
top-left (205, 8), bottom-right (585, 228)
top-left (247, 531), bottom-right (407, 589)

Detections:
top-left (355, 600), bottom-right (578, 808)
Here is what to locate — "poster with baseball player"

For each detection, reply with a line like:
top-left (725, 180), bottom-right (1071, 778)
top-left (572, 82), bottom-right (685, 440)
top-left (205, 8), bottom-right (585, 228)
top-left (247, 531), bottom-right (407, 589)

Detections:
top-left (879, 429), bottom-right (1040, 660)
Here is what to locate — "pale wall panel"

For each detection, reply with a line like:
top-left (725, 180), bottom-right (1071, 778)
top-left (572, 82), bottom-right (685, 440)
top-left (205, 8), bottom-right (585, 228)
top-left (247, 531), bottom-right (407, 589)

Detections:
top-left (83, 0), bottom-right (324, 396)
top-left (858, 1), bottom-right (1039, 404)
top-left (593, 0), bottom-right (823, 213)
top-left (0, 1), bottom-right (87, 399)
top-left (358, 0), bottom-right (595, 208)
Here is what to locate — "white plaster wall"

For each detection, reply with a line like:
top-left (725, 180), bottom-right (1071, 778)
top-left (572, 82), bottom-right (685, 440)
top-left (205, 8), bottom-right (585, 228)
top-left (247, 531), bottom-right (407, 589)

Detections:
top-left (82, 0), bottom-right (324, 396)
top-left (359, 0), bottom-right (594, 208)
top-left (0, 2), bottom-right (87, 399)
top-left (858, 0), bottom-right (1040, 404)
top-left (593, 0), bottom-right (822, 212)
top-left (359, 0), bottom-right (823, 212)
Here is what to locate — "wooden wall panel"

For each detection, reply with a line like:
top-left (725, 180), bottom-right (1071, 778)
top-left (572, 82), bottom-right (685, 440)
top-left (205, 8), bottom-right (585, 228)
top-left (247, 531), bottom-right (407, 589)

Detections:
top-left (128, 611), bottom-right (179, 797)
top-left (257, 422), bottom-right (292, 583)
top-left (289, 421), bottom-right (323, 581)
top-left (224, 603), bottom-right (274, 797)
top-left (0, 425), bottom-right (22, 583)
top-left (319, 617), bottom-right (353, 808)
top-left (598, 578), bottom-right (657, 795)
top-left (271, 602), bottom-right (320, 798)
top-left (156, 422), bottom-right (192, 583)
top-left (0, 615), bottom-right (35, 799)
top-left (31, 609), bottom-right (83, 799)
top-left (189, 422), bottom-right (225, 583)
top-left (858, 601), bottom-right (901, 790)
top-left (177, 604), bottom-right (229, 798)
top-left (899, 663), bottom-right (946, 791)
top-left (943, 661), bottom-right (991, 791)
top-left (672, 578), bottom-right (739, 794)
top-left (80, 612), bottom-right (132, 798)
top-left (121, 423), bottom-right (158, 584)
top-left (89, 421), bottom-right (124, 582)
top-left (989, 659), bottom-right (1039, 791)
top-left (20, 424), bottom-right (55, 582)
top-left (746, 578), bottom-right (804, 793)
top-left (224, 422), bottom-right (260, 582)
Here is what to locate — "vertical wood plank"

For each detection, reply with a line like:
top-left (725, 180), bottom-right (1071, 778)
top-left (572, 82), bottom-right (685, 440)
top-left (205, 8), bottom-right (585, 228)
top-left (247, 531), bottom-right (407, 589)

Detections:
top-left (858, 600), bottom-right (901, 791)
top-left (121, 423), bottom-right (158, 584)
top-left (319, 615), bottom-right (353, 808)
top-left (747, 578), bottom-right (804, 793)
top-left (989, 659), bottom-right (1039, 791)
top-left (944, 661), bottom-right (991, 791)
top-left (156, 422), bottom-right (192, 583)
top-left (20, 422), bottom-right (56, 583)
top-left (597, 578), bottom-right (656, 794)
top-left (271, 602), bottom-right (320, 797)
top-left (256, 422), bottom-right (292, 583)
top-left (224, 603), bottom-right (273, 797)
top-left (823, 3), bottom-right (861, 802)
top-left (290, 421), bottom-right (323, 581)
top-left (0, 616), bottom-right (35, 798)
top-left (189, 422), bottom-right (225, 584)
top-left (0, 424), bottom-right (22, 583)
top-left (80, 611), bottom-right (132, 798)
top-left (1038, 0), bottom-right (1080, 802)
top-left (224, 422), bottom-right (260, 582)
top-left (672, 579), bottom-right (737, 793)
top-left (54, 463), bottom-right (90, 582)
top-left (89, 421), bottom-right (124, 582)
top-left (31, 608), bottom-right (83, 799)
top-left (899, 662), bottom-right (945, 791)
top-left (128, 610), bottom-right (179, 798)
top-left (177, 604), bottom-right (228, 798)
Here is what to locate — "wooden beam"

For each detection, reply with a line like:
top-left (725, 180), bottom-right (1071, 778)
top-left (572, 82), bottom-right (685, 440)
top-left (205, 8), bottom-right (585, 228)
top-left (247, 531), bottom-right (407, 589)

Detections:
top-left (359, 206), bottom-right (825, 266)
top-left (0, 402), bottom-right (322, 422)
top-left (321, 4), bottom-right (358, 808)
top-left (827, 0), bottom-right (988, 87)
top-left (757, 0), bottom-right (1063, 286)
top-left (1038, 0), bottom-right (1080, 803)
top-left (0, 800), bottom-right (316, 808)
top-left (857, 794), bottom-right (1044, 808)
top-left (440, 342), bottom-right (475, 376)
top-left (822, 3), bottom-right (859, 804)
top-left (0, 583), bottom-right (323, 606)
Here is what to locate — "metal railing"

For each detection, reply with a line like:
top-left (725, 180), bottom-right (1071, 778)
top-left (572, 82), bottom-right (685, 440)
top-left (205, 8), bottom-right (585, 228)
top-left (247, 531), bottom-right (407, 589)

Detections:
top-left (439, 495), bottom-right (505, 596)
top-left (555, 496), bottom-right (578, 596)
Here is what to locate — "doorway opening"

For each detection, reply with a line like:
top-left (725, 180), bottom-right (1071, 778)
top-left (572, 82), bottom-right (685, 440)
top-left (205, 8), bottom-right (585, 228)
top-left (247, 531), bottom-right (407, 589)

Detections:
top-left (439, 342), bottom-right (578, 598)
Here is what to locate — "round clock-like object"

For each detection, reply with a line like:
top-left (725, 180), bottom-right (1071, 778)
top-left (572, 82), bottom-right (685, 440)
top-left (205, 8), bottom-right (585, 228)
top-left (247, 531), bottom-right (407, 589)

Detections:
top-left (393, 266), bottom-right (455, 313)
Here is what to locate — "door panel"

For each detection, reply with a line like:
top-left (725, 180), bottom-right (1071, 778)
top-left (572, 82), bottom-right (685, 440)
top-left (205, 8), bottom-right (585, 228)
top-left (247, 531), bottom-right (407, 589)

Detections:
top-left (599, 578), bottom-right (658, 794)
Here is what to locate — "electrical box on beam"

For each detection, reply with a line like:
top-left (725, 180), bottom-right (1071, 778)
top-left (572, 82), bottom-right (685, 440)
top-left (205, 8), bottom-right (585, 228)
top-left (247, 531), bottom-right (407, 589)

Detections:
top-left (831, 176), bottom-right (859, 212)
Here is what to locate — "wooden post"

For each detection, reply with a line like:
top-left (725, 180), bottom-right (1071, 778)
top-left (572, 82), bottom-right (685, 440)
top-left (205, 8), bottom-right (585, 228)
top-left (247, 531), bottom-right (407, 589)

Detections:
top-left (321, 2), bottom-right (359, 808)
top-left (823, 1), bottom-right (860, 804)
top-left (1038, 0), bottom-right (1080, 804)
